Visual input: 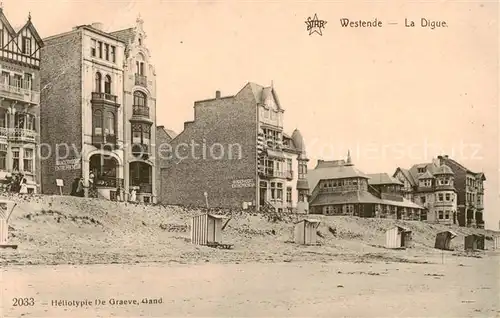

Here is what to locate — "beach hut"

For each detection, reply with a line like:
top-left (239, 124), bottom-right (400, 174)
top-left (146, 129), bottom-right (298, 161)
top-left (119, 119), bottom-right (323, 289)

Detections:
top-left (493, 236), bottom-right (500, 250)
top-left (0, 199), bottom-right (18, 249)
top-left (434, 230), bottom-right (457, 251)
top-left (385, 225), bottom-right (413, 249)
top-left (190, 213), bottom-right (231, 248)
top-left (464, 234), bottom-right (485, 251)
top-left (294, 219), bottom-right (321, 245)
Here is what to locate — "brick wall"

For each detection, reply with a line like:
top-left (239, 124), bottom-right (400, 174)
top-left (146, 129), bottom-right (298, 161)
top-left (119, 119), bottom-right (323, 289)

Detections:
top-left (40, 30), bottom-right (83, 195)
top-left (159, 84), bottom-right (257, 207)
top-left (155, 126), bottom-right (174, 203)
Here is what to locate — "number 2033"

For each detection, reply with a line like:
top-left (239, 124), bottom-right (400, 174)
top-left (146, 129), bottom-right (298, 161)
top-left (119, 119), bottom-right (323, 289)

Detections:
top-left (13, 298), bottom-right (35, 306)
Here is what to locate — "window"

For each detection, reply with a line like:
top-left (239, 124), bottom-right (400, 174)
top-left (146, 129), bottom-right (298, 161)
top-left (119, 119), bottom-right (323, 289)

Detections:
top-left (270, 182), bottom-right (276, 200)
top-left (0, 151), bottom-right (6, 170)
top-left (438, 193), bottom-right (443, 201)
top-left (445, 193), bottom-right (451, 201)
top-left (14, 113), bottom-right (25, 129)
top-left (24, 73), bottom-right (32, 91)
top-left (22, 37), bottom-right (31, 55)
top-left (131, 123), bottom-right (151, 145)
top-left (104, 44), bottom-right (109, 60)
top-left (298, 162), bottom-right (307, 179)
top-left (91, 39), bottom-right (96, 56)
top-left (105, 111), bottom-right (115, 136)
top-left (444, 211), bottom-right (450, 220)
top-left (0, 28), bottom-right (3, 48)
top-left (12, 149), bottom-right (19, 171)
top-left (134, 91), bottom-right (147, 106)
top-left (92, 110), bottom-right (102, 135)
top-left (277, 183), bottom-right (283, 200)
top-left (104, 75), bottom-right (111, 94)
top-left (23, 148), bottom-right (33, 172)
top-left (13, 74), bottom-right (22, 89)
top-left (286, 187), bottom-right (292, 203)
top-left (287, 158), bottom-right (292, 172)
top-left (95, 72), bottom-right (102, 92)
top-left (438, 211), bottom-right (443, 219)
top-left (2, 72), bottom-right (9, 85)
top-left (417, 168), bottom-right (425, 173)
top-left (111, 46), bottom-right (116, 62)
top-left (0, 109), bottom-right (5, 128)
top-left (98, 41), bottom-right (103, 58)
top-left (25, 114), bottom-right (35, 131)
top-left (343, 204), bottom-right (354, 215)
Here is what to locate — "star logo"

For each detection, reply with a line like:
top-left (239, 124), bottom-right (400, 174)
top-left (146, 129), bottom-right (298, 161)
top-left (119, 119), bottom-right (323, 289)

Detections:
top-left (305, 14), bottom-right (327, 36)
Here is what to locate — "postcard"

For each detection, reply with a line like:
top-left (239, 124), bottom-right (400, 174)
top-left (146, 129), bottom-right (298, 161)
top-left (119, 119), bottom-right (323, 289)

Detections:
top-left (1, 0), bottom-right (498, 317)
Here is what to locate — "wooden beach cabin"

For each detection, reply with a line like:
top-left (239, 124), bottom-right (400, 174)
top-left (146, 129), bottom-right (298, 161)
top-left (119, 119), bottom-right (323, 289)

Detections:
top-left (190, 213), bottom-right (232, 248)
top-left (385, 225), bottom-right (413, 249)
top-left (294, 219), bottom-right (321, 245)
top-left (434, 230), bottom-right (457, 251)
top-left (464, 234), bottom-right (485, 251)
top-left (0, 199), bottom-right (18, 249)
top-left (493, 236), bottom-right (500, 250)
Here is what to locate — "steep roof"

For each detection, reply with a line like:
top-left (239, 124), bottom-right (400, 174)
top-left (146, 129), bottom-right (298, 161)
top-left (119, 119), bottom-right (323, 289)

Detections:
top-left (248, 82), bottom-right (282, 110)
top-left (434, 164), bottom-right (454, 175)
top-left (418, 170), bottom-right (434, 179)
top-left (367, 173), bottom-right (403, 186)
top-left (394, 167), bottom-right (416, 185)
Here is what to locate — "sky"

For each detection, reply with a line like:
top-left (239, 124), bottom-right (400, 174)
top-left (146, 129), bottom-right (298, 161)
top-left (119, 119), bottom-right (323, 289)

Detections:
top-left (5, 0), bottom-right (499, 229)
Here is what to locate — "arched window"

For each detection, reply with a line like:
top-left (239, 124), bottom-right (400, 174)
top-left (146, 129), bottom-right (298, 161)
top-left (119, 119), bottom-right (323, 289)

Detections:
top-left (93, 110), bottom-right (102, 135)
top-left (95, 72), bottom-right (102, 93)
top-left (105, 111), bottom-right (115, 135)
top-left (104, 75), bottom-right (111, 94)
top-left (133, 91), bottom-right (147, 106)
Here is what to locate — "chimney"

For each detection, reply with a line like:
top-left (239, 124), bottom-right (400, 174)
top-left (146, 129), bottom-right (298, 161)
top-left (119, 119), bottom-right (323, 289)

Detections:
top-left (91, 22), bottom-right (104, 31)
top-left (215, 91), bottom-right (221, 99)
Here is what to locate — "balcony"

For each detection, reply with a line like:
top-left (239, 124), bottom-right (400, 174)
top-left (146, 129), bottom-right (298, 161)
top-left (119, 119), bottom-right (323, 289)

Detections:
top-left (95, 176), bottom-right (124, 188)
top-left (91, 92), bottom-right (118, 104)
top-left (9, 128), bottom-right (37, 143)
top-left (258, 168), bottom-right (286, 179)
top-left (92, 134), bottom-right (117, 150)
top-left (0, 82), bottom-right (40, 105)
top-left (132, 105), bottom-right (150, 117)
top-left (0, 127), bottom-right (8, 139)
top-left (134, 74), bottom-right (147, 87)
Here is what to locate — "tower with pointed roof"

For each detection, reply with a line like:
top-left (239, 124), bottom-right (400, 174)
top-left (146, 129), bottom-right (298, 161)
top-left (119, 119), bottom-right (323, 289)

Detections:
top-left (0, 8), bottom-right (43, 192)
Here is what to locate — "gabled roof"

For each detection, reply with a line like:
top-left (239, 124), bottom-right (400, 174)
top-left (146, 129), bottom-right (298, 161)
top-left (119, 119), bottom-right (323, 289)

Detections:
top-left (157, 126), bottom-right (177, 140)
top-left (248, 82), bottom-right (283, 111)
top-left (394, 167), bottom-right (416, 186)
top-left (0, 9), bottom-right (44, 48)
top-left (418, 171), bottom-right (434, 180)
top-left (367, 173), bottom-right (403, 186)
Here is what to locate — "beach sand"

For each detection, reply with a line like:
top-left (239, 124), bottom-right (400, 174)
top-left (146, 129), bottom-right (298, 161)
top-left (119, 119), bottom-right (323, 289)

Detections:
top-left (2, 253), bottom-right (499, 317)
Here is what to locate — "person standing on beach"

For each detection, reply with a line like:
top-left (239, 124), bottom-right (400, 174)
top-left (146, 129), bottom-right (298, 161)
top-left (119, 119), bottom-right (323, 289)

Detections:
top-left (19, 177), bottom-right (28, 195)
top-left (76, 178), bottom-right (85, 197)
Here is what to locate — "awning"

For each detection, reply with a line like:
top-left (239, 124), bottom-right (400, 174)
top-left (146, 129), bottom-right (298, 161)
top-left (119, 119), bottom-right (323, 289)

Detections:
top-left (266, 149), bottom-right (286, 159)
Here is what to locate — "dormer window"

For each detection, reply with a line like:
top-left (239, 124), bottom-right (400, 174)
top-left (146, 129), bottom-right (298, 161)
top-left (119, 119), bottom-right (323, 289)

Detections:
top-left (417, 167), bottom-right (425, 173)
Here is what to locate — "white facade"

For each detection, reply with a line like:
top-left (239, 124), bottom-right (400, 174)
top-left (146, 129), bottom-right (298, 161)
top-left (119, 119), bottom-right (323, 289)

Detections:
top-left (81, 26), bottom-right (126, 199)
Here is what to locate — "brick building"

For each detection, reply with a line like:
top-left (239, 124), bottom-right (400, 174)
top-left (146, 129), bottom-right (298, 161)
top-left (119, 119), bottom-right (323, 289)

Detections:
top-left (393, 155), bottom-right (485, 228)
top-left (0, 8), bottom-right (43, 193)
top-left (158, 82), bottom-right (310, 212)
top-left (307, 153), bottom-right (424, 219)
top-left (40, 17), bottom-right (157, 201)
